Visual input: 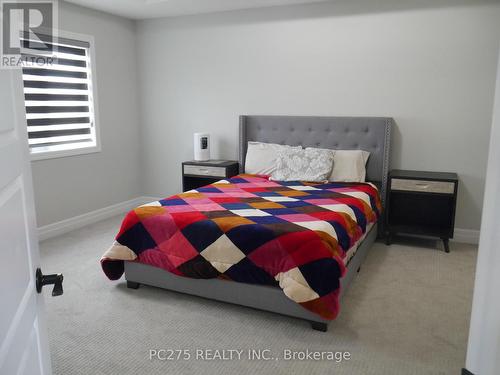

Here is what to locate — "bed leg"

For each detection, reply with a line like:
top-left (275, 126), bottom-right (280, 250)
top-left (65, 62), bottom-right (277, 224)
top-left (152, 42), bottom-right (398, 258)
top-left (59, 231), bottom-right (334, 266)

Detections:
top-left (310, 322), bottom-right (328, 332)
top-left (127, 281), bottom-right (140, 289)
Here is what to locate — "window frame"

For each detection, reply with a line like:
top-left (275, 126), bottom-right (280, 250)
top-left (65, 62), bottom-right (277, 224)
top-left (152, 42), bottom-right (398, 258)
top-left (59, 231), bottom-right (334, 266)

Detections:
top-left (24, 29), bottom-right (101, 162)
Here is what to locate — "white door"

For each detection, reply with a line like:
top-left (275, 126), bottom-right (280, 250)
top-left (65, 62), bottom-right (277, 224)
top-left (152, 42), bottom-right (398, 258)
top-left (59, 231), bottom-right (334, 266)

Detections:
top-left (0, 67), bottom-right (52, 374)
top-left (465, 45), bottom-right (500, 375)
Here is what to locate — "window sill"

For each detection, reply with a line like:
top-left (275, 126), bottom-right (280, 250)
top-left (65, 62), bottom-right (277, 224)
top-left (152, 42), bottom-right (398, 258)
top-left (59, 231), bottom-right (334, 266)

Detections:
top-left (30, 145), bottom-right (101, 162)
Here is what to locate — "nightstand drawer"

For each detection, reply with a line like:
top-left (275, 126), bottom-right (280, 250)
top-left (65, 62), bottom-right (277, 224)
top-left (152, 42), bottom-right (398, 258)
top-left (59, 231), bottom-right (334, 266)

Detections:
top-left (391, 179), bottom-right (455, 194)
top-left (183, 165), bottom-right (226, 177)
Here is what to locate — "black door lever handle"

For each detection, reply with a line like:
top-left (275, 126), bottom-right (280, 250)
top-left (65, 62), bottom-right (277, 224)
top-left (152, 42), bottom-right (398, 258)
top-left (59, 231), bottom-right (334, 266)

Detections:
top-left (36, 268), bottom-right (64, 296)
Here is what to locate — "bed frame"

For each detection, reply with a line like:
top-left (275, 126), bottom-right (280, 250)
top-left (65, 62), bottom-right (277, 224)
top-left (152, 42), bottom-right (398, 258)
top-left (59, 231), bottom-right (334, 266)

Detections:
top-left (125, 115), bottom-right (393, 331)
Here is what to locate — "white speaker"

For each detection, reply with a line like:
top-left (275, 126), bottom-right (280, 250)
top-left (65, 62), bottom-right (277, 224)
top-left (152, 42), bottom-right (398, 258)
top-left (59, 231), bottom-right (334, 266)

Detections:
top-left (193, 133), bottom-right (210, 161)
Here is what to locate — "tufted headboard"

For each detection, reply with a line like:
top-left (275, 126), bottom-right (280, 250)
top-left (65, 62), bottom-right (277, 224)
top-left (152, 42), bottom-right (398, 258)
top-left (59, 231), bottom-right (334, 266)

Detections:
top-left (238, 115), bottom-right (393, 207)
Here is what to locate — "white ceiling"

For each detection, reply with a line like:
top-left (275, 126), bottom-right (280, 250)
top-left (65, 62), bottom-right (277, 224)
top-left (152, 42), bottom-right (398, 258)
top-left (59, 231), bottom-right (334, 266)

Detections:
top-left (64, 0), bottom-right (331, 20)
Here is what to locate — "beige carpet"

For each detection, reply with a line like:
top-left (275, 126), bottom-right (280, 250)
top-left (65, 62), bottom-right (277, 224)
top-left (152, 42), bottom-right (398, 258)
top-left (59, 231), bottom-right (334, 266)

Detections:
top-left (39, 215), bottom-right (476, 375)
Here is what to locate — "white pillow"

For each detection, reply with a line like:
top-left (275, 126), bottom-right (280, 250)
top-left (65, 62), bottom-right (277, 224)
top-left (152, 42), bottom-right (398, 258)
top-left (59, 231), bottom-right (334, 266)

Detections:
top-left (271, 147), bottom-right (334, 182)
top-left (245, 142), bottom-right (301, 175)
top-left (329, 150), bottom-right (370, 182)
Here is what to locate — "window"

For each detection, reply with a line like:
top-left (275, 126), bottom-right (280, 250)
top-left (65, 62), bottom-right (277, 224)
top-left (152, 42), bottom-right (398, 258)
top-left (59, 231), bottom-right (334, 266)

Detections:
top-left (20, 32), bottom-right (99, 160)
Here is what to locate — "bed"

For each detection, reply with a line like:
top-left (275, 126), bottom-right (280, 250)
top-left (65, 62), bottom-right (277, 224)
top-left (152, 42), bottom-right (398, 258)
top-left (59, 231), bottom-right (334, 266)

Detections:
top-left (102, 115), bottom-right (392, 331)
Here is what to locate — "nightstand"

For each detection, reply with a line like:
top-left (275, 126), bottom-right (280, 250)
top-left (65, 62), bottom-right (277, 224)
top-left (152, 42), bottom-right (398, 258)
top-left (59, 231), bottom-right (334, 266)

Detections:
top-left (182, 160), bottom-right (239, 191)
top-left (385, 169), bottom-right (458, 252)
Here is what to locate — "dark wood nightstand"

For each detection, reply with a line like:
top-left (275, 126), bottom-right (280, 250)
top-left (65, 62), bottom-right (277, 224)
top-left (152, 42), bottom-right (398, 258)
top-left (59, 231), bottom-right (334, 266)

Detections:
top-left (182, 160), bottom-right (239, 191)
top-left (385, 169), bottom-right (458, 252)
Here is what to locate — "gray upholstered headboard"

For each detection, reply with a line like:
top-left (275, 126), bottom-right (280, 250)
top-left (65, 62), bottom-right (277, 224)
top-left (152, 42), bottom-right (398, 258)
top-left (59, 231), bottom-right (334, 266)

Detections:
top-left (238, 115), bottom-right (393, 206)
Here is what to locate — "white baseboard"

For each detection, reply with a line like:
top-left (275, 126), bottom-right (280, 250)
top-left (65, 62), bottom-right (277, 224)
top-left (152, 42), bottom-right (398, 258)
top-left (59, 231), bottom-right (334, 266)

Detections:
top-left (452, 228), bottom-right (480, 245)
top-left (37, 196), bottom-right (159, 241)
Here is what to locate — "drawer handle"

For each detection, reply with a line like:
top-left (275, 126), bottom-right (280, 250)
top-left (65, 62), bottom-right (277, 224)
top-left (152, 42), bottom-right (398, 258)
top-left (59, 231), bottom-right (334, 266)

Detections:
top-left (414, 183), bottom-right (430, 188)
top-left (198, 169), bottom-right (209, 174)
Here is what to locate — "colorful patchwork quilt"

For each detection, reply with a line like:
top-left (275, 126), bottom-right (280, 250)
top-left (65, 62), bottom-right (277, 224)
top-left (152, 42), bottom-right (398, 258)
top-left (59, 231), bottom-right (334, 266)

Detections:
top-left (101, 174), bottom-right (381, 320)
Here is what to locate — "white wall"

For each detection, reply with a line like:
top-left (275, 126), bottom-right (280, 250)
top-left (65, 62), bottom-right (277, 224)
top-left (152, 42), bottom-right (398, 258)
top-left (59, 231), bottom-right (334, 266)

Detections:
top-left (465, 44), bottom-right (500, 375)
top-left (31, 1), bottom-right (142, 227)
top-left (136, 0), bottom-right (500, 231)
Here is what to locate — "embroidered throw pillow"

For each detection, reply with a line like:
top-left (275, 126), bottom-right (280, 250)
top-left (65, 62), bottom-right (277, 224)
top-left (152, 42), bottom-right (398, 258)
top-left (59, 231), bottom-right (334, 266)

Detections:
top-left (271, 148), bottom-right (334, 182)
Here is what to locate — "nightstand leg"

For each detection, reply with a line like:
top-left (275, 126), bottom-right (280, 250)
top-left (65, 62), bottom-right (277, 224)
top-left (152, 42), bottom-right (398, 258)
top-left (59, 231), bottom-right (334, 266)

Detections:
top-left (385, 232), bottom-right (392, 246)
top-left (442, 238), bottom-right (450, 253)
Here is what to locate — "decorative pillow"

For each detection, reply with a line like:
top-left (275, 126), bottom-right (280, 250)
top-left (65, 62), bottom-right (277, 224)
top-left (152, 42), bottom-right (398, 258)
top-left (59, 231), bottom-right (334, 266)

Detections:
top-left (328, 149), bottom-right (370, 182)
top-left (271, 147), bottom-right (335, 182)
top-left (245, 142), bottom-right (301, 175)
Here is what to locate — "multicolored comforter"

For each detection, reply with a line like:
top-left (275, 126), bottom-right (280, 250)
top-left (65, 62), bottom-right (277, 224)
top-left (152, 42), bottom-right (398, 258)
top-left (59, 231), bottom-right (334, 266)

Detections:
top-left (101, 174), bottom-right (381, 319)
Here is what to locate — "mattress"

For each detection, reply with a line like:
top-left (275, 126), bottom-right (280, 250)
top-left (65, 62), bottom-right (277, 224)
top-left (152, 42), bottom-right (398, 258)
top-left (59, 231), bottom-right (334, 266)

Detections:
top-left (101, 174), bottom-right (382, 320)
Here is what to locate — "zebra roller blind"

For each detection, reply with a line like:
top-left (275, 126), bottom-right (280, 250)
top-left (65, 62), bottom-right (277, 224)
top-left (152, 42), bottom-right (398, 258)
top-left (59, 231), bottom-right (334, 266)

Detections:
top-left (20, 33), bottom-right (97, 154)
